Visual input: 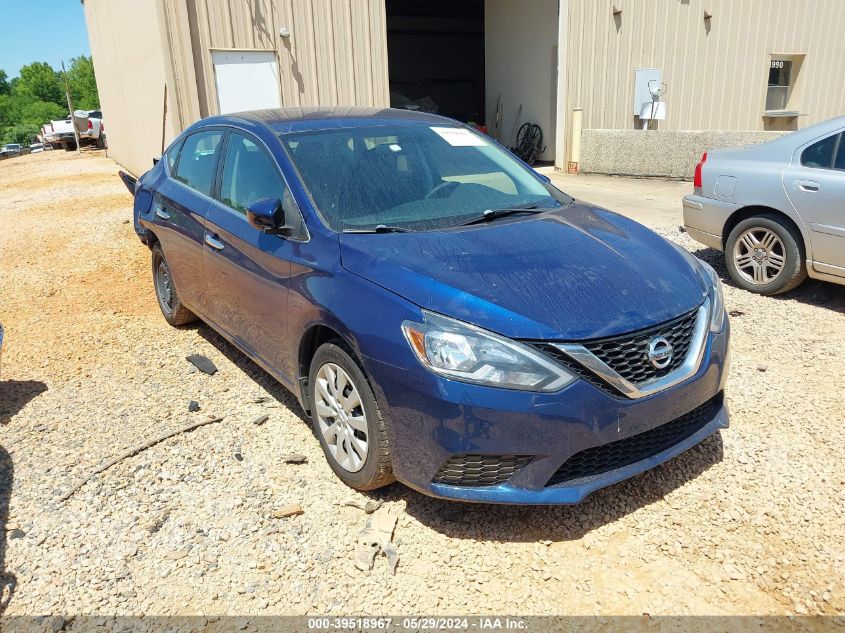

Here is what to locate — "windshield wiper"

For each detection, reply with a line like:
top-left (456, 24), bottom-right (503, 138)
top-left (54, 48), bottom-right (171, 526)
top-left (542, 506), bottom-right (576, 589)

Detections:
top-left (456, 204), bottom-right (545, 227)
top-left (343, 224), bottom-right (412, 234)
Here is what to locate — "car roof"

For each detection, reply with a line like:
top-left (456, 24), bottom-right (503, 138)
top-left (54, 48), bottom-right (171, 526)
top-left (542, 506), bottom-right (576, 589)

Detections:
top-left (197, 107), bottom-right (458, 135)
top-left (710, 115), bottom-right (845, 161)
top-left (768, 115), bottom-right (845, 147)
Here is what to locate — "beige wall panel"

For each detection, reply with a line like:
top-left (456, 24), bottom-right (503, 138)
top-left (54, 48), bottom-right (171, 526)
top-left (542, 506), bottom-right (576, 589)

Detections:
top-left (350, 0), bottom-right (375, 106)
top-left (312, 1), bottom-right (339, 104)
top-left (183, 0), bottom-right (389, 113)
top-left (565, 0), bottom-right (845, 136)
top-left (85, 0), bottom-right (393, 171)
top-left (162, 0), bottom-right (203, 128)
top-left (367, 0), bottom-right (390, 106)
top-left (185, 0), bottom-right (217, 117)
top-left (276, 0), bottom-right (303, 107)
top-left (290, 0), bottom-right (321, 103)
top-left (331, 1), bottom-right (357, 105)
top-left (83, 0), bottom-right (177, 176)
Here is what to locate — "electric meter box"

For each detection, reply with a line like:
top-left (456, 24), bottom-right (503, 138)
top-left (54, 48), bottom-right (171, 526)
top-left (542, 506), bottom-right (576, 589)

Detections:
top-left (634, 68), bottom-right (663, 115)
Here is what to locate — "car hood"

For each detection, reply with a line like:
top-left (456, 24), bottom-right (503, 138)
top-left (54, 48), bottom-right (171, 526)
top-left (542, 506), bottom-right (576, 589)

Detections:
top-left (339, 203), bottom-right (707, 340)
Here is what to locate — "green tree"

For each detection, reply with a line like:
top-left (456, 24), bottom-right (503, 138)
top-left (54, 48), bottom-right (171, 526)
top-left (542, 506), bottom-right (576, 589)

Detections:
top-left (0, 94), bottom-right (27, 131)
top-left (21, 99), bottom-right (66, 126)
top-left (0, 69), bottom-right (9, 95)
top-left (3, 123), bottom-right (40, 145)
top-left (66, 56), bottom-right (99, 110)
top-left (13, 62), bottom-right (63, 107)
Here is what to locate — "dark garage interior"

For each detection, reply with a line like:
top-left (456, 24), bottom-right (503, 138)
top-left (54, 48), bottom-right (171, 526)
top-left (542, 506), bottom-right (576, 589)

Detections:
top-left (385, 0), bottom-right (485, 125)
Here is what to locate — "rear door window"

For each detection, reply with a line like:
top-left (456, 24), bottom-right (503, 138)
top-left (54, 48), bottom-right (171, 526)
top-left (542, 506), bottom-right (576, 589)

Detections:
top-left (833, 134), bottom-right (845, 171)
top-left (219, 132), bottom-right (286, 214)
top-left (165, 138), bottom-right (184, 175)
top-left (801, 134), bottom-right (838, 169)
top-left (174, 130), bottom-right (223, 196)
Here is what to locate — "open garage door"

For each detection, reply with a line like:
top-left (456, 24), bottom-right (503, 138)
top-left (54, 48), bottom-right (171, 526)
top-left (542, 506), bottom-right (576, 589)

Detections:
top-left (385, 0), bottom-right (485, 126)
top-left (385, 0), bottom-right (559, 163)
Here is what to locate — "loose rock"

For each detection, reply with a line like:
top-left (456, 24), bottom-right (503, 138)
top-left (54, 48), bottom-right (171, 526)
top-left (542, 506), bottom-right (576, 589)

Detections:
top-left (186, 354), bottom-right (218, 375)
top-left (272, 504), bottom-right (304, 519)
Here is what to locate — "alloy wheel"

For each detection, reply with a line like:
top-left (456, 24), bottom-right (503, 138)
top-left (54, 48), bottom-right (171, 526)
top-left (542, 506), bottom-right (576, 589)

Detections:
top-left (732, 227), bottom-right (786, 285)
top-left (314, 362), bottom-right (369, 473)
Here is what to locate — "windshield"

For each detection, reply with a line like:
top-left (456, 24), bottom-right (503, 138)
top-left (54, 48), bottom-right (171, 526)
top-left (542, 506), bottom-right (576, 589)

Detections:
top-left (282, 124), bottom-right (570, 232)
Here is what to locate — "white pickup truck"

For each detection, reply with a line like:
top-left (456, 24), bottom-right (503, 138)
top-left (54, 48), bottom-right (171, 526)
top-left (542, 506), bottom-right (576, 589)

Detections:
top-left (45, 117), bottom-right (77, 150)
top-left (45, 110), bottom-right (107, 151)
top-left (74, 109), bottom-right (107, 149)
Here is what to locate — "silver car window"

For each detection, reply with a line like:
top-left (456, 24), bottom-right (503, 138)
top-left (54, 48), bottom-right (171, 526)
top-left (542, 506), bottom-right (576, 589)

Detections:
top-left (801, 134), bottom-right (839, 169)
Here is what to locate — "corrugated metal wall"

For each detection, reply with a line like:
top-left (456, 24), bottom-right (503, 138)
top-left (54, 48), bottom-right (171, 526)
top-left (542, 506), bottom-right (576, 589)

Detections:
top-left (83, 0), bottom-right (180, 177)
top-left (180, 0), bottom-right (389, 117)
top-left (83, 0), bottom-right (389, 175)
top-left (564, 0), bottom-right (845, 136)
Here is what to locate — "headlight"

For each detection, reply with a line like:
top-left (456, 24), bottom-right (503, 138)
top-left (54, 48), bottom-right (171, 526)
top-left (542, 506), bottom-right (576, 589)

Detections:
top-left (401, 311), bottom-right (575, 392)
top-left (699, 260), bottom-right (726, 332)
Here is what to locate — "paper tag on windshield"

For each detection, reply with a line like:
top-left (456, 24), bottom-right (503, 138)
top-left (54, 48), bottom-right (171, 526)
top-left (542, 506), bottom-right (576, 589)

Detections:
top-left (430, 127), bottom-right (488, 147)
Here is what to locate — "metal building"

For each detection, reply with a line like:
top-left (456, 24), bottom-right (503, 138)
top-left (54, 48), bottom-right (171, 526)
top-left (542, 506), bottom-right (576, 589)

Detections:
top-left (83, 0), bottom-right (845, 178)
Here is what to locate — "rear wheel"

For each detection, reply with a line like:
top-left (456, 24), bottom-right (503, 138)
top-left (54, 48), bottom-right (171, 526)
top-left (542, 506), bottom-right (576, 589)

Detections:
top-left (725, 214), bottom-right (806, 295)
top-left (151, 243), bottom-right (197, 325)
top-left (308, 341), bottom-right (393, 490)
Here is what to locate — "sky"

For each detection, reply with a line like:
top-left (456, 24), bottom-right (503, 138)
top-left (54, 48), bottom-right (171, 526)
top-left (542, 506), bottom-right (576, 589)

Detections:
top-left (0, 0), bottom-right (91, 77)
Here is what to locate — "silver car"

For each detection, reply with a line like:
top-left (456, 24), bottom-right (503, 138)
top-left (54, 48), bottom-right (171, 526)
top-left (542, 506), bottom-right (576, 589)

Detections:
top-left (683, 116), bottom-right (845, 295)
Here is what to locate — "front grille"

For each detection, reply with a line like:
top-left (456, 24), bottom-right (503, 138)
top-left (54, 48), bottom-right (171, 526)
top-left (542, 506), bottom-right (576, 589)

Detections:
top-left (533, 307), bottom-right (700, 392)
top-left (582, 308), bottom-right (699, 384)
top-left (545, 394), bottom-right (722, 487)
top-left (433, 454), bottom-right (533, 487)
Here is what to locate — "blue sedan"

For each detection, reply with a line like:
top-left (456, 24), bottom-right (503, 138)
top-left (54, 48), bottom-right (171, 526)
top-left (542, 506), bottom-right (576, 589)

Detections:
top-left (131, 107), bottom-right (730, 504)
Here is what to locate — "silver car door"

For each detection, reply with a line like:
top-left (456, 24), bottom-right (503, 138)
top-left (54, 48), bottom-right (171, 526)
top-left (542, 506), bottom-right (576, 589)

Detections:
top-left (783, 131), bottom-right (845, 274)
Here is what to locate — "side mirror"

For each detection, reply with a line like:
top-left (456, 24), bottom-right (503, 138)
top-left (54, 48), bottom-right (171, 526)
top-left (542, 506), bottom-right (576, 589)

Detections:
top-left (246, 197), bottom-right (284, 233)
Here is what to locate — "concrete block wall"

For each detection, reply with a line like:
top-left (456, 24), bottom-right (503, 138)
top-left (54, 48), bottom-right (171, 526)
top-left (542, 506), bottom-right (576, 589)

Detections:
top-left (579, 130), bottom-right (786, 180)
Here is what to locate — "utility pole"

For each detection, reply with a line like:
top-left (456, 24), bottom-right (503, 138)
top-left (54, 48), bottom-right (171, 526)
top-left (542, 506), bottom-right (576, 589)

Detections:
top-left (61, 60), bottom-right (81, 154)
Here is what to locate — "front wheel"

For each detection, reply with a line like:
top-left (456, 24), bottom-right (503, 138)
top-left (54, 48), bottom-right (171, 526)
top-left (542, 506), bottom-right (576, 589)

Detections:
top-left (308, 341), bottom-right (394, 490)
top-left (151, 243), bottom-right (197, 325)
top-left (724, 214), bottom-right (806, 295)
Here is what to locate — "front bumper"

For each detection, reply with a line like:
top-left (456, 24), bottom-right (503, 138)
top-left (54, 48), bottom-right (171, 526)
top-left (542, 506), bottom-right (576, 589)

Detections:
top-left (682, 194), bottom-right (739, 252)
top-left (364, 321), bottom-right (730, 504)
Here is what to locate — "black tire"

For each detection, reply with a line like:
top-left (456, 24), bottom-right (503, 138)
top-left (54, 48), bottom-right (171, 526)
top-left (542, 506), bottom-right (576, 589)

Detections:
top-left (725, 214), bottom-right (807, 295)
top-left (308, 341), bottom-right (394, 490)
top-left (151, 242), bottom-right (197, 326)
top-left (96, 134), bottom-right (106, 149)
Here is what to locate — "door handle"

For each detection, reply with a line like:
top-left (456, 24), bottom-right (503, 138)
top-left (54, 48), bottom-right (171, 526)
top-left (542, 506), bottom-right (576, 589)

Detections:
top-left (155, 207), bottom-right (170, 220)
top-left (796, 180), bottom-right (820, 192)
top-left (204, 233), bottom-right (225, 251)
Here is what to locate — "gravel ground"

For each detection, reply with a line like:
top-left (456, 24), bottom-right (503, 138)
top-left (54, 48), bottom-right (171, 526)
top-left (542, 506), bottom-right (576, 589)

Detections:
top-left (0, 151), bottom-right (843, 616)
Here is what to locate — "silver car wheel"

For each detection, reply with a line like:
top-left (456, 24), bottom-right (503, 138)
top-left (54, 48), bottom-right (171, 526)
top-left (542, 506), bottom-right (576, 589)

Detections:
top-left (314, 362), bottom-right (369, 473)
top-left (155, 259), bottom-right (174, 315)
top-left (732, 227), bottom-right (786, 285)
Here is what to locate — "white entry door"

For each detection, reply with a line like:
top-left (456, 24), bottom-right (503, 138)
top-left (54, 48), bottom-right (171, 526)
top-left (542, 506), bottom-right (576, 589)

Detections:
top-left (212, 51), bottom-right (281, 114)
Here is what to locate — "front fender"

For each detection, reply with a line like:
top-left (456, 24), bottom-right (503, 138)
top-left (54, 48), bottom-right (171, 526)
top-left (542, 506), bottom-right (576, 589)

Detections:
top-left (287, 259), bottom-right (424, 411)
